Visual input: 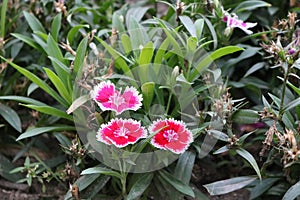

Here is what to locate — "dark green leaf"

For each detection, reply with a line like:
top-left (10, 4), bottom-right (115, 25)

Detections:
top-left (127, 173), bottom-right (153, 200)
top-left (23, 11), bottom-right (46, 33)
top-left (236, 148), bottom-right (261, 180)
top-left (158, 170), bottom-right (195, 197)
top-left (282, 180), bottom-right (300, 200)
top-left (204, 176), bottom-right (257, 196)
top-left (81, 167), bottom-right (123, 179)
top-left (73, 37), bottom-right (88, 77)
top-left (17, 126), bottom-right (75, 141)
top-left (0, 103), bottom-right (21, 132)
top-left (51, 13), bottom-right (62, 41)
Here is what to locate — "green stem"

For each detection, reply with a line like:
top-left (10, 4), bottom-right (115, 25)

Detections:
top-left (0, 0), bottom-right (8, 38)
top-left (165, 92), bottom-right (172, 115)
top-left (278, 66), bottom-right (290, 120)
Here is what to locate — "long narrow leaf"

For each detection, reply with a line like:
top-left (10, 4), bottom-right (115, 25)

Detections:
top-left (17, 126), bottom-right (75, 141)
top-left (0, 57), bottom-right (68, 107)
top-left (236, 148), bottom-right (262, 180)
top-left (0, 96), bottom-right (46, 106)
top-left (127, 173), bottom-right (153, 200)
top-left (20, 104), bottom-right (73, 121)
top-left (283, 180), bottom-right (300, 200)
top-left (73, 37), bottom-right (88, 77)
top-left (23, 11), bottom-right (46, 33)
top-left (81, 167), bottom-right (123, 179)
top-left (44, 68), bottom-right (72, 104)
top-left (1, 0), bottom-right (8, 38)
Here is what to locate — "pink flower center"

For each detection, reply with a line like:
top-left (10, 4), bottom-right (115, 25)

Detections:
top-left (114, 126), bottom-right (129, 138)
top-left (163, 130), bottom-right (179, 142)
top-left (109, 93), bottom-right (125, 107)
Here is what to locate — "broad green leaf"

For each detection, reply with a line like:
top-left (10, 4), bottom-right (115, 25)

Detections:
top-left (233, 1), bottom-right (271, 13)
top-left (174, 151), bottom-right (196, 185)
top-left (128, 16), bottom-right (149, 50)
top-left (127, 173), bottom-right (153, 200)
top-left (0, 103), bottom-right (21, 132)
top-left (112, 11), bottom-right (125, 33)
top-left (73, 37), bottom-right (88, 77)
top-left (250, 178), bottom-right (279, 200)
top-left (0, 96), bottom-right (46, 106)
top-left (0, 57), bottom-right (67, 107)
top-left (44, 68), bottom-right (72, 104)
top-left (158, 170), bottom-right (195, 198)
top-left (66, 95), bottom-right (89, 114)
top-left (81, 167), bottom-right (123, 179)
top-left (17, 126), bottom-right (75, 141)
top-left (23, 11), bottom-right (46, 33)
top-left (126, 6), bottom-right (150, 28)
top-left (51, 13), bottom-right (62, 42)
top-left (67, 24), bottom-right (89, 45)
top-left (283, 180), bottom-right (300, 200)
top-left (179, 16), bottom-right (196, 37)
top-left (204, 176), bottom-right (257, 196)
top-left (139, 41), bottom-right (154, 66)
top-left (232, 109), bottom-right (260, 124)
top-left (141, 82), bottom-right (155, 111)
top-left (121, 34), bottom-right (132, 55)
top-left (236, 148), bottom-right (261, 180)
top-left (20, 104), bottom-right (73, 121)
top-left (11, 33), bottom-right (42, 51)
top-left (190, 46), bottom-right (243, 81)
top-left (195, 19), bottom-right (204, 40)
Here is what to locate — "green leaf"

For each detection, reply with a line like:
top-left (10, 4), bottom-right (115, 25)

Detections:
top-left (81, 167), bottom-right (123, 180)
top-left (158, 170), bottom-right (195, 198)
top-left (96, 37), bottom-right (131, 74)
top-left (11, 33), bottom-right (42, 51)
top-left (250, 178), bottom-right (279, 200)
top-left (233, 0), bottom-right (271, 13)
top-left (207, 130), bottom-right (229, 142)
top-left (112, 11), bottom-right (125, 33)
top-left (67, 24), bottom-right (89, 45)
top-left (20, 104), bottom-right (73, 121)
top-left (0, 0), bottom-right (8, 38)
top-left (73, 37), bottom-right (88, 77)
top-left (121, 34), bottom-right (132, 55)
top-left (48, 56), bottom-right (70, 74)
top-left (44, 68), bottom-right (72, 104)
top-left (139, 41), bottom-right (154, 66)
top-left (17, 126), bottom-right (75, 141)
top-left (244, 62), bottom-right (265, 77)
top-left (174, 151), bottom-right (196, 184)
top-left (127, 173), bottom-right (153, 200)
top-left (128, 16), bottom-right (149, 50)
top-left (0, 57), bottom-right (67, 107)
top-left (179, 16), bottom-right (196, 37)
top-left (283, 97), bottom-right (300, 112)
top-left (0, 154), bottom-right (22, 182)
top-left (190, 46), bottom-right (244, 81)
top-left (236, 148), bottom-right (261, 180)
top-left (282, 180), bottom-right (300, 200)
top-left (46, 34), bottom-right (68, 84)
top-left (232, 109), bottom-right (260, 124)
top-left (141, 82), bottom-right (155, 111)
top-left (66, 95), bottom-right (89, 114)
top-left (23, 11), bottom-right (46, 33)
top-left (0, 96), bottom-right (46, 106)
top-left (194, 19), bottom-right (204, 40)
top-left (51, 13), bottom-right (62, 41)
top-left (0, 103), bottom-right (21, 132)
top-left (204, 176), bottom-right (257, 196)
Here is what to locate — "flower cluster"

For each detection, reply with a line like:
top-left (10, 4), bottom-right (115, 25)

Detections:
top-left (222, 12), bottom-right (257, 35)
top-left (92, 81), bottom-right (193, 154)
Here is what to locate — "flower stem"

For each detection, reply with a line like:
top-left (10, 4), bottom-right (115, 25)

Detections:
top-left (278, 65), bottom-right (290, 120)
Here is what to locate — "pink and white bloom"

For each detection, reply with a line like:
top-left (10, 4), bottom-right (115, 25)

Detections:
top-left (150, 118), bottom-right (193, 154)
top-left (97, 118), bottom-right (147, 148)
top-left (92, 81), bottom-right (143, 115)
top-left (223, 14), bottom-right (257, 35)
